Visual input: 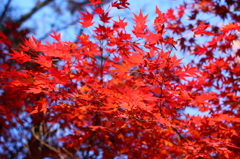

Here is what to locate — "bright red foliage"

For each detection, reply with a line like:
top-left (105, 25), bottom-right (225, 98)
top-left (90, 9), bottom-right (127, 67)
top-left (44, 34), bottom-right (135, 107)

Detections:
top-left (0, 0), bottom-right (240, 158)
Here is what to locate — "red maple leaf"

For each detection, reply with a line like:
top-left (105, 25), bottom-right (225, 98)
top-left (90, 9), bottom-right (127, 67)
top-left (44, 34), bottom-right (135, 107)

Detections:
top-left (7, 50), bottom-right (31, 64)
top-left (93, 5), bottom-right (104, 15)
top-left (112, 0), bottom-right (130, 9)
top-left (113, 16), bottom-right (127, 29)
top-left (78, 10), bottom-right (95, 27)
top-left (132, 9), bottom-right (148, 26)
top-left (143, 31), bottom-right (162, 44)
top-left (48, 30), bottom-right (61, 41)
top-left (221, 23), bottom-right (240, 32)
top-left (88, 0), bottom-right (102, 5)
top-left (192, 20), bottom-right (215, 37)
top-left (132, 10), bottom-right (149, 37)
top-left (99, 11), bottom-right (112, 23)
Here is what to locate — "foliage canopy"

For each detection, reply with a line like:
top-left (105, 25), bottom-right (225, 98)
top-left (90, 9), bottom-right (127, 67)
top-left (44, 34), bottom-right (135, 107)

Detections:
top-left (0, 0), bottom-right (240, 158)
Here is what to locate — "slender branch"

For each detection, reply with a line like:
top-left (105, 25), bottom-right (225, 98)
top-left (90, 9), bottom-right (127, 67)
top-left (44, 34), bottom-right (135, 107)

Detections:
top-left (16, 0), bottom-right (54, 26)
top-left (0, 0), bottom-right (12, 22)
top-left (62, 147), bottom-right (74, 158)
top-left (25, 141), bottom-right (32, 158)
top-left (0, 0), bottom-right (53, 38)
top-left (31, 127), bottom-right (66, 159)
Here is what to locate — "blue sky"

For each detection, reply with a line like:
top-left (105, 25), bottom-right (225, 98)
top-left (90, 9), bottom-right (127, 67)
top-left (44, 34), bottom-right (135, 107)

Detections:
top-left (9, 0), bottom-right (184, 40)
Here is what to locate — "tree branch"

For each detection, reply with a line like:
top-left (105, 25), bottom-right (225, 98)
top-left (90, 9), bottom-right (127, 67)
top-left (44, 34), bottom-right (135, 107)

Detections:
top-left (0, 0), bottom-right (12, 23)
top-left (31, 127), bottom-right (70, 159)
top-left (16, 0), bottom-right (53, 26)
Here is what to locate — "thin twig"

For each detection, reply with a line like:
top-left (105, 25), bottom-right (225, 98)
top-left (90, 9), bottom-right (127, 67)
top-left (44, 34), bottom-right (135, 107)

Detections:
top-left (16, 0), bottom-right (54, 26)
top-left (31, 127), bottom-right (65, 159)
top-left (0, 0), bottom-right (12, 22)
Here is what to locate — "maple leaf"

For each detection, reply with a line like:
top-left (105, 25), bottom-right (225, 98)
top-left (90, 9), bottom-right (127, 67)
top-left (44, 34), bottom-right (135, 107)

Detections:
top-left (132, 9), bottom-right (149, 26)
top-left (26, 88), bottom-right (42, 94)
top-left (170, 53), bottom-right (183, 66)
top-left (127, 51), bottom-right (144, 64)
top-left (113, 16), bottom-right (127, 29)
top-left (213, 114), bottom-right (240, 123)
top-left (78, 10), bottom-right (95, 27)
top-left (192, 20), bottom-right (215, 37)
top-left (7, 50), bottom-right (31, 64)
top-left (132, 10), bottom-right (149, 37)
top-left (93, 5), bottom-right (104, 15)
top-left (0, 31), bottom-right (12, 47)
top-left (48, 30), bottom-right (61, 41)
top-left (99, 11), bottom-right (112, 23)
top-left (155, 6), bottom-right (166, 25)
top-left (154, 114), bottom-right (172, 127)
top-left (143, 31), bottom-right (162, 44)
top-left (166, 8), bottom-right (176, 20)
top-left (88, 0), bottom-right (102, 5)
top-left (27, 98), bottom-right (47, 115)
top-left (34, 56), bottom-right (52, 68)
top-left (192, 44), bottom-right (208, 55)
top-left (112, 0), bottom-right (130, 9)
top-left (221, 23), bottom-right (240, 32)
top-left (113, 62), bottom-right (131, 75)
